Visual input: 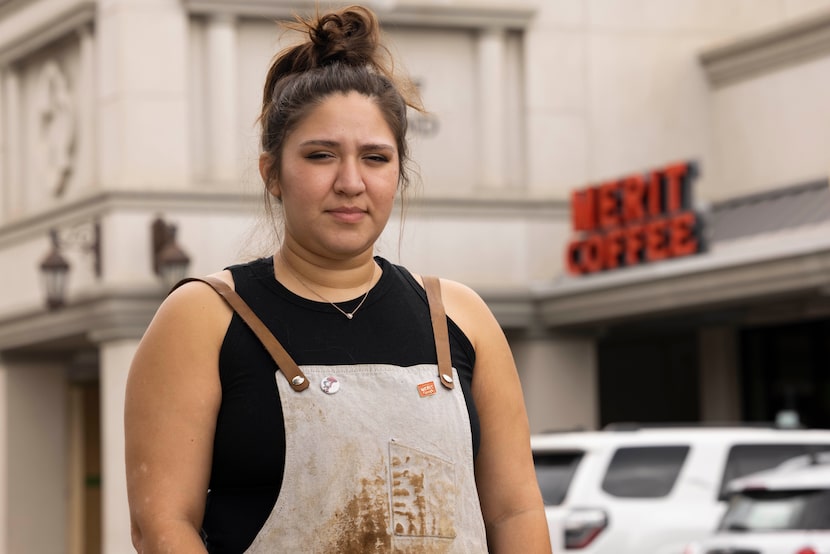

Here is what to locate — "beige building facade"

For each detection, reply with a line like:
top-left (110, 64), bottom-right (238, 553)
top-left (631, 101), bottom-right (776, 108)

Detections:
top-left (0, 0), bottom-right (829, 552)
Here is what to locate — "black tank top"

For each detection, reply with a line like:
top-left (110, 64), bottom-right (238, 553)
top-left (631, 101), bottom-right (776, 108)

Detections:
top-left (201, 256), bottom-right (480, 553)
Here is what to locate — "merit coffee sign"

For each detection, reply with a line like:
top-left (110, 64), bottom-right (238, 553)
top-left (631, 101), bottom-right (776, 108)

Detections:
top-left (566, 161), bottom-right (702, 275)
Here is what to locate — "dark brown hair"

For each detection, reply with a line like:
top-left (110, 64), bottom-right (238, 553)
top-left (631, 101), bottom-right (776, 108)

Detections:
top-left (258, 5), bottom-right (422, 192)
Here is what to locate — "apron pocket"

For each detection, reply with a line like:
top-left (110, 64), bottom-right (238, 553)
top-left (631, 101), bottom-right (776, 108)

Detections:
top-left (389, 440), bottom-right (457, 539)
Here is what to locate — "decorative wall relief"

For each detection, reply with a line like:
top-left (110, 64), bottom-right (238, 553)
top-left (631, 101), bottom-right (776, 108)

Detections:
top-left (35, 60), bottom-right (76, 197)
top-left (408, 78), bottom-right (440, 138)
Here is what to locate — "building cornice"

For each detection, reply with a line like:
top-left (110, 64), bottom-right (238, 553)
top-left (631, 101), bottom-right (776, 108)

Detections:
top-left (0, 0), bottom-right (95, 66)
top-left (0, 189), bottom-right (260, 248)
top-left (0, 285), bottom-right (164, 353)
top-left (473, 287), bottom-right (538, 329)
top-left (0, 188), bottom-right (566, 247)
top-left (534, 225), bottom-right (830, 330)
top-left (699, 8), bottom-right (830, 87)
top-left (182, 0), bottom-right (537, 29)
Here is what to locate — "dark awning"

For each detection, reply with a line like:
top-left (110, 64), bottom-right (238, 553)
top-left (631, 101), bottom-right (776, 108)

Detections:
top-left (709, 179), bottom-right (830, 243)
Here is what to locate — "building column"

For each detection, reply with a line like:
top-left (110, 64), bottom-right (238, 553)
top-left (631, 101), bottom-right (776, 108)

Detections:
top-left (476, 27), bottom-right (507, 190)
top-left (100, 339), bottom-right (138, 554)
top-left (0, 68), bottom-right (4, 220)
top-left (76, 23), bottom-right (96, 193)
top-left (511, 330), bottom-right (599, 433)
top-left (0, 355), bottom-right (69, 554)
top-left (1, 67), bottom-right (21, 219)
top-left (97, 0), bottom-right (189, 189)
top-left (699, 326), bottom-right (741, 422)
top-left (205, 14), bottom-right (239, 184)
top-left (67, 384), bottom-right (86, 554)
top-left (0, 358), bottom-right (7, 554)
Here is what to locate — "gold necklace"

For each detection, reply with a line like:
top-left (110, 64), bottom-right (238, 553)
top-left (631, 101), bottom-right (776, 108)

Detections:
top-left (279, 253), bottom-right (375, 320)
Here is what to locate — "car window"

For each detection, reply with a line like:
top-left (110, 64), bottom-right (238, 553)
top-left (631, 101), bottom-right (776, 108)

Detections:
top-left (533, 451), bottom-right (583, 506)
top-left (719, 489), bottom-right (830, 531)
top-left (601, 446), bottom-right (689, 498)
top-left (719, 444), bottom-right (830, 499)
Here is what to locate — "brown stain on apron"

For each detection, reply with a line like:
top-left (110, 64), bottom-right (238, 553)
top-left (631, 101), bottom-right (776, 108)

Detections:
top-left (321, 455), bottom-right (456, 554)
top-left (325, 472), bottom-right (391, 552)
top-left (392, 456), bottom-right (427, 535)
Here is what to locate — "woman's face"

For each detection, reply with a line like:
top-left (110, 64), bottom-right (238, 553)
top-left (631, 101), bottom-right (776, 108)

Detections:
top-left (266, 91), bottom-right (400, 263)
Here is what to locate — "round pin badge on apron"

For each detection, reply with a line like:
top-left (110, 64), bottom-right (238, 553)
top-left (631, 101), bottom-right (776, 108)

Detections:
top-left (320, 376), bottom-right (340, 394)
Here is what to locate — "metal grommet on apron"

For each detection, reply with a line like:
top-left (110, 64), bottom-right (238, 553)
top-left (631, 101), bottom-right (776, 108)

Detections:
top-left (193, 275), bottom-right (488, 553)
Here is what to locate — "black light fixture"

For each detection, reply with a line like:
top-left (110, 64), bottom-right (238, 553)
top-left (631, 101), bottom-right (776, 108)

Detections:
top-left (39, 221), bottom-right (102, 310)
top-left (151, 215), bottom-right (191, 290)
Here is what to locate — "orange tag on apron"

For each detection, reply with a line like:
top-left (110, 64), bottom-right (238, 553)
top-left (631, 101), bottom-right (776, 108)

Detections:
top-left (417, 381), bottom-right (437, 397)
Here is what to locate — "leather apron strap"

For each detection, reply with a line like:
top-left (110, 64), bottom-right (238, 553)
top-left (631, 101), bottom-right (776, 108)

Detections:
top-left (173, 277), bottom-right (310, 392)
top-left (174, 273), bottom-right (453, 392)
top-left (422, 275), bottom-right (455, 390)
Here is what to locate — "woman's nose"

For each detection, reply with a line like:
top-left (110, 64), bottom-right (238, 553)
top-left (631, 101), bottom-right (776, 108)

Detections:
top-left (333, 158), bottom-right (366, 196)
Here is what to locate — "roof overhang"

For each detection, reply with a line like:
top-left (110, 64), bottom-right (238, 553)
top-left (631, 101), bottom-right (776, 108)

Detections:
top-left (0, 0), bottom-right (95, 66)
top-left (182, 0), bottom-right (537, 30)
top-left (0, 285), bottom-right (163, 354)
top-left (532, 222), bottom-right (830, 331)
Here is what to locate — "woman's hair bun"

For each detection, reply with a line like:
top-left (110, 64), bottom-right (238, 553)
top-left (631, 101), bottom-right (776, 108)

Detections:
top-left (308, 6), bottom-right (380, 67)
top-left (281, 5), bottom-right (382, 72)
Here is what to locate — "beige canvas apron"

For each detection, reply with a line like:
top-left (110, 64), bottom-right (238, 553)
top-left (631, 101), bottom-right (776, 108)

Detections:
top-left (197, 275), bottom-right (488, 553)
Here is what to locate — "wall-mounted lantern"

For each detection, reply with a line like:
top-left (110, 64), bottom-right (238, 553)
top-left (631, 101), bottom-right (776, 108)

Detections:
top-left (39, 216), bottom-right (191, 308)
top-left (151, 215), bottom-right (191, 290)
top-left (39, 220), bottom-right (101, 310)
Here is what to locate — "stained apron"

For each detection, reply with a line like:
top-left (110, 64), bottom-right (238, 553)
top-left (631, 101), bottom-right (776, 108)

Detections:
top-left (245, 364), bottom-right (488, 553)
top-left (190, 275), bottom-right (489, 553)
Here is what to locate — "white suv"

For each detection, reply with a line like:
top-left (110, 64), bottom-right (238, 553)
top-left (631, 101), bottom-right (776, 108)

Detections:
top-left (532, 426), bottom-right (830, 554)
top-left (686, 453), bottom-right (830, 554)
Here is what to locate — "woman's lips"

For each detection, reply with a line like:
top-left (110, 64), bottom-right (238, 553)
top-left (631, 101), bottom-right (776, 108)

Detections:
top-left (327, 207), bottom-right (366, 223)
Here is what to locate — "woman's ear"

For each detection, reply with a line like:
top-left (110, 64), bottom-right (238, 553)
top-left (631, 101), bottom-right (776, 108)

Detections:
top-left (259, 153), bottom-right (281, 199)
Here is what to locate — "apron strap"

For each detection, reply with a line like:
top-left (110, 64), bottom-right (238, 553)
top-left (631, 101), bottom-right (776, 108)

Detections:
top-left (422, 276), bottom-right (455, 390)
top-left (173, 277), bottom-right (310, 392)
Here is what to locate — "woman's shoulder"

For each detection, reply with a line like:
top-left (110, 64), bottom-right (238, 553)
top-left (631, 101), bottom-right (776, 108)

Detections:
top-left (130, 269), bottom-right (231, 396)
top-left (378, 258), bottom-right (486, 308)
top-left (155, 270), bottom-right (234, 326)
top-left (158, 269), bottom-right (236, 332)
top-left (434, 278), bottom-right (492, 325)
top-left (386, 263), bottom-right (495, 349)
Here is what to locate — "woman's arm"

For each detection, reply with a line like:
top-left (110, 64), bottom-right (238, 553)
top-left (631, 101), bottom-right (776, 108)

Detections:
top-left (125, 277), bottom-right (231, 553)
top-left (441, 278), bottom-right (552, 553)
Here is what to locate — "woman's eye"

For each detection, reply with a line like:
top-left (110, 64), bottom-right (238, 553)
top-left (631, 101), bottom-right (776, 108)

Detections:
top-left (365, 154), bottom-right (389, 163)
top-left (306, 152), bottom-right (334, 160)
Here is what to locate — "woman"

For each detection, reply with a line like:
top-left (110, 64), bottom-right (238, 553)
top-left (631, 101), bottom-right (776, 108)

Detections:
top-left (125, 5), bottom-right (550, 553)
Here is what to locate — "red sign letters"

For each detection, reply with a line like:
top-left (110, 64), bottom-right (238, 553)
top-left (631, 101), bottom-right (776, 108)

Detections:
top-left (566, 161), bottom-right (701, 275)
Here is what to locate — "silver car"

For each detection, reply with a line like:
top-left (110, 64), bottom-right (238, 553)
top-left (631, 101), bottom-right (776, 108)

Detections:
top-left (686, 453), bottom-right (830, 554)
top-left (532, 426), bottom-right (830, 554)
